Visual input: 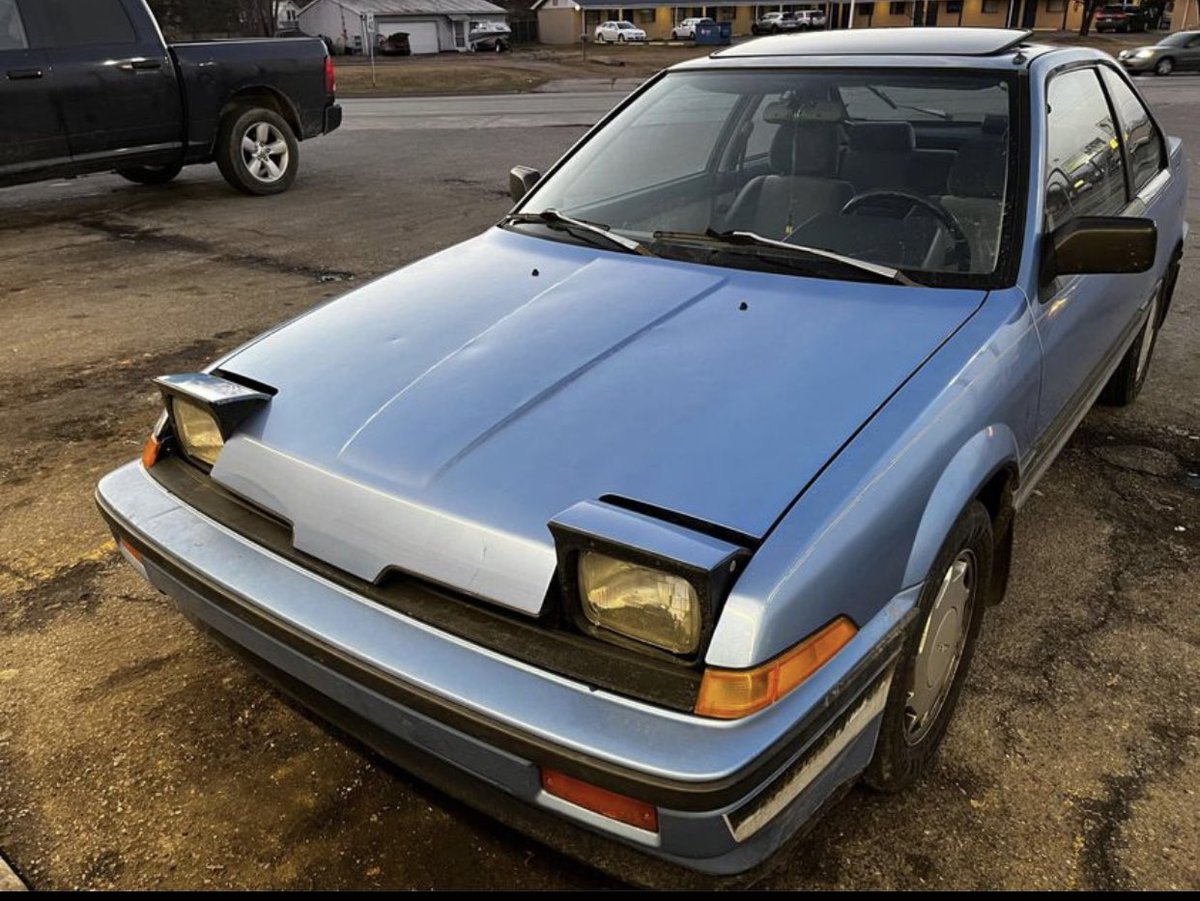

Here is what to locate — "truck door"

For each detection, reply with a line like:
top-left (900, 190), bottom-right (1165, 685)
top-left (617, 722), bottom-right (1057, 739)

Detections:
top-left (25, 0), bottom-right (182, 165)
top-left (0, 0), bottom-right (67, 180)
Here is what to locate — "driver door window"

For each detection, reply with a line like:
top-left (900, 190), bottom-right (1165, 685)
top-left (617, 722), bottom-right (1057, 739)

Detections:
top-left (1044, 68), bottom-right (1128, 231)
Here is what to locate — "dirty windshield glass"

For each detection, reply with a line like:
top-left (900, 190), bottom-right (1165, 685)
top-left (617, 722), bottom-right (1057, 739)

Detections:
top-left (516, 70), bottom-right (1017, 284)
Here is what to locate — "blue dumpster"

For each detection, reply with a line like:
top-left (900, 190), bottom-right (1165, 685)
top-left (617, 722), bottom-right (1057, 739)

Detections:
top-left (694, 21), bottom-right (731, 45)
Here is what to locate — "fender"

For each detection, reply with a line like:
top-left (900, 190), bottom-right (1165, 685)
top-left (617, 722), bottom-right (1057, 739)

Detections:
top-left (902, 424), bottom-right (1021, 588)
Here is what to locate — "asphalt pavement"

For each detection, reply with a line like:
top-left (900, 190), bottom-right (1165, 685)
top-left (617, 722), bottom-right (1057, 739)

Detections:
top-left (0, 76), bottom-right (1197, 890)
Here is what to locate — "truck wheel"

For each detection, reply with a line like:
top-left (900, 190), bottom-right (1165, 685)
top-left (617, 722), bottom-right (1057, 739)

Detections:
top-left (116, 163), bottom-right (183, 185)
top-left (215, 107), bottom-right (298, 196)
top-left (865, 501), bottom-right (992, 793)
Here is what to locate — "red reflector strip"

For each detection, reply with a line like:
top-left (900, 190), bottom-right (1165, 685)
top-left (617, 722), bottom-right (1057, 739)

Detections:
top-left (119, 538), bottom-right (143, 563)
top-left (540, 768), bottom-right (659, 833)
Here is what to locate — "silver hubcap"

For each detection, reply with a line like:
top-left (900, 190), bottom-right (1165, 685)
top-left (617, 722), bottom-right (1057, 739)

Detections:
top-left (905, 550), bottom-right (975, 745)
top-left (1136, 294), bottom-right (1158, 382)
top-left (240, 122), bottom-right (289, 183)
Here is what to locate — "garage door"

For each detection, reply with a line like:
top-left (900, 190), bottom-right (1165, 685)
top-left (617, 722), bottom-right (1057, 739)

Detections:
top-left (378, 20), bottom-right (440, 54)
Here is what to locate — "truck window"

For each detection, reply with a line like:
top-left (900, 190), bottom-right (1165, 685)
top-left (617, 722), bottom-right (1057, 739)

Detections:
top-left (39, 0), bottom-right (137, 47)
top-left (0, 0), bottom-right (28, 49)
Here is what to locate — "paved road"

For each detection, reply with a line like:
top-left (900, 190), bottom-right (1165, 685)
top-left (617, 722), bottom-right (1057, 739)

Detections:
top-left (0, 76), bottom-right (1198, 891)
top-left (341, 91), bottom-right (628, 130)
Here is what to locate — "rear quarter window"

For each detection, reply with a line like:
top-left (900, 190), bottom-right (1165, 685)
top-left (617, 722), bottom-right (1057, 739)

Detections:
top-left (39, 0), bottom-right (137, 46)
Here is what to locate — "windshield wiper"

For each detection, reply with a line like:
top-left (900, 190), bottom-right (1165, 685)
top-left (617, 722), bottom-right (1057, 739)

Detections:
top-left (653, 228), bottom-right (918, 286)
top-left (865, 85), bottom-right (950, 121)
top-left (502, 209), bottom-right (655, 257)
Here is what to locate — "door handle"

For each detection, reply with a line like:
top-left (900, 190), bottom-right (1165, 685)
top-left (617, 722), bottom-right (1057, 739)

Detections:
top-left (5, 68), bottom-right (43, 80)
top-left (115, 58), bottom-right (163, 72)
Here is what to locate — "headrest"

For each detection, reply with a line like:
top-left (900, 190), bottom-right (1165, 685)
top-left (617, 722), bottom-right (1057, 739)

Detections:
top-left (846, 121), bottom-right (916, 153)
top-left (769, 121), bottom-right (840, 177)
top-left (762, 98), bottom-right (844, 125)
top-left (981, 113), bottom-right (1008, 136)
top-left (947, 140), bottom-right (1007, 199)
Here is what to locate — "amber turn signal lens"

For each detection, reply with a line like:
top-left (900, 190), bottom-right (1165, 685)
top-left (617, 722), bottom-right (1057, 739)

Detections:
top-left (141, 435), bottom-right (162, 469)
top-left (695, 617), bottom-right (858, 719)
top-left (540, 768), bottom-right (659, 832)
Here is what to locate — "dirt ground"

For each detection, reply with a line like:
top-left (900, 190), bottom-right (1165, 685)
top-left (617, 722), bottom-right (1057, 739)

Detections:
top-left (0, 77), bottom-right (1197, 889)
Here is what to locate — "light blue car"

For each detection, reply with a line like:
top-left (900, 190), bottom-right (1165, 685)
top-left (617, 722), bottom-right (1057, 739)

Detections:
top-left (97, 28), bottom-right (1185, 880)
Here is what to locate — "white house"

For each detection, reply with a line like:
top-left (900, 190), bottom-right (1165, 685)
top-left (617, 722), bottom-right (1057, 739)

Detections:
top-left (297, 0), bottom-right (509, 54)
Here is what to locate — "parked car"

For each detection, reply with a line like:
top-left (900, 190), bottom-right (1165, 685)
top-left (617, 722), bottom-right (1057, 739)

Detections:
top-left (0, 0), bottom-right (340, 196)
top-left (1118, 29), bottom-right (1200, 74)
top-left (752, 11), bottom-right (800, 33)
top-left (1095, 3), bottom-right (1149, 31)
top-left (595, 20), bottom-right (647, 42)
top-left (99, 27), bottom-right (1184, 879)
top-left (793, 8), bottom-right (828, 28)
top-left (671, 16), bottom-right (714, 39)
top-left (379, 31), bottom-right (411, 56)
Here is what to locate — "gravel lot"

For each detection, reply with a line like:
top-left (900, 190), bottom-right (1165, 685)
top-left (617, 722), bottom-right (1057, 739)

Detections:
top-left (0, 79), bottom-right (1197, 890)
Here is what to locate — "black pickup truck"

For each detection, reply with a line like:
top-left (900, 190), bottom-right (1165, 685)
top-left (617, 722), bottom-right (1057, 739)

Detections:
top-left (0, 0), bottom-right (341, 195)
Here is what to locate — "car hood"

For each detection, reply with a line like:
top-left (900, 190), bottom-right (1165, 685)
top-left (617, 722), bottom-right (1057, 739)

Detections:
top-left (212, 228), bottom-right (985, 615)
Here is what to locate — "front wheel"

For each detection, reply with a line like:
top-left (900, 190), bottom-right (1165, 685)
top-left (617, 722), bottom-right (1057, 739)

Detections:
top-left (865, 501), bottom-right (993, 792)
top-left (116, 162), bottom-right (183, 186)
top-left (215, 107), bottom-right (299, 196)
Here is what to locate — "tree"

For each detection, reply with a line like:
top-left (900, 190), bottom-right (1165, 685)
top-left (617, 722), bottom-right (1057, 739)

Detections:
top-left (1078, 0), bottom-right (1103, 35)
top-left (146, 0), bottom-right (279, 39)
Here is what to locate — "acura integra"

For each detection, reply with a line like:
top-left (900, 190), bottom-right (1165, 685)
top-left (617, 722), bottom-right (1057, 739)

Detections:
top-left (97, 28), bottom-right (1185, 879)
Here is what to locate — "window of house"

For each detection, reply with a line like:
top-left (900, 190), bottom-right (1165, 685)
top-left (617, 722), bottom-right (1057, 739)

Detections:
top-left (0, 0), bottom-right (28, 50)
top-left (636, 8), bottom-right (655, 23)
top-left (982, 0), bottom-right (1001, 11)
top-left (1100, 67), bottom-right (1166, 193)
top-left (1044, 68), bottom-right (1127, 231)
top-left (1046, 0), bottom-right (1064, 10)
top-left (38, 0), bottom-right (138, 46)
top-left (857, 2), bottom-right (875, 13)
top-left (889, 1), bottom-right (907, 13)
top-left (946, 0), bottom-right (963, 10)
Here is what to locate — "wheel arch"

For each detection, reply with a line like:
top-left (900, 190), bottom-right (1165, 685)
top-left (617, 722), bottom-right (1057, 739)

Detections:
top-left (219, 86), bottom-right (304, 142)
top-left (902, 426), bottom-right (1020, 600)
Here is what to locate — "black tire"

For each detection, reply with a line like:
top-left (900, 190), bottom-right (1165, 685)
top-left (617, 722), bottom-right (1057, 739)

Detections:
top-left (215, 106), bottom-right (298, 196)
top-left (865, 501), bottom-right (993, 793)
top-left (617, 33), bottom-right (625, 42)
top-left (1098, 288), bottom-right (1164, 406)
top-left (1155, 55), bottom-right (1175, 75)
top-left (116, 162), bottom-right (183, 185)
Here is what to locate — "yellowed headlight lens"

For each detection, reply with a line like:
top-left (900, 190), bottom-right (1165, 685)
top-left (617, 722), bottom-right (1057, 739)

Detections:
top-left (578, 551), bottom-right (700, 654)
top-left (173, 398), bottom-right (224, 467)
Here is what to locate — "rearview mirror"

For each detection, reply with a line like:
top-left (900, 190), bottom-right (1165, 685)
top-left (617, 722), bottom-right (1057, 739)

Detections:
top-left (1041, 216), bottom-right (1157, 285)
top-left (509, 165), bottom-right (541, 203)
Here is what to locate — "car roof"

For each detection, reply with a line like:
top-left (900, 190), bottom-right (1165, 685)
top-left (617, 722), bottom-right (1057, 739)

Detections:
top-left (714, 26), bottom-right (1034, 58)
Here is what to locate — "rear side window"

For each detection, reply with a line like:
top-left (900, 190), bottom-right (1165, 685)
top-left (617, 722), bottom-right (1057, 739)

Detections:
top-left (1100, 67), bottom-right (1166, 193)
top-left (0, 0), bottom-right (28, 50)
top-left (38, 0), bottom-right (137, 47)
top-left (1044, 68), bottom-right (1127, 231)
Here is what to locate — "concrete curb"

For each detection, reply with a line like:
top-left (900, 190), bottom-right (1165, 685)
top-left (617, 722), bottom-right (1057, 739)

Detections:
top-left (0, 854), bottom-right (26, 892)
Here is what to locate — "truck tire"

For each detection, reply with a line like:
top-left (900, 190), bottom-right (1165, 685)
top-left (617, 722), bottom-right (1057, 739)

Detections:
top-left (215, 107), bottom-right (299, 196)
top-left (116, 162), bottom-right (183, 186)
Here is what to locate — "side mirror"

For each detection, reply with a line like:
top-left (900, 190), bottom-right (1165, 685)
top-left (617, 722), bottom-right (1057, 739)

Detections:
top-left (1041, 216), bottom-right (1157, 286)
top-left (509, 165), bottom-right (541, 203)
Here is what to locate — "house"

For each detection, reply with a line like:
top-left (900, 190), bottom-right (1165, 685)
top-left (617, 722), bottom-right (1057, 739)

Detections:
top-left (533, 0), bottom-right (1084, 43)
top-left (298, 0), bottom-right (510, 53)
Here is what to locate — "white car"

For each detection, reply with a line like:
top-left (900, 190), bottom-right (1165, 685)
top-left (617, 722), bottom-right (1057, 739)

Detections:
top-left (594, 20), bottom-right (647, 43)
top-left (794, 9), bottom-right (827, 28)
top-left (671, 17), bottom-right (713, 40)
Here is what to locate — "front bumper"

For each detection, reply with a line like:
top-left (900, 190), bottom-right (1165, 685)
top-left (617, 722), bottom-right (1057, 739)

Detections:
top-left (96, 460), bottom-right (914, 876)
top-left (1118, 55), bottom-right (1156, 71)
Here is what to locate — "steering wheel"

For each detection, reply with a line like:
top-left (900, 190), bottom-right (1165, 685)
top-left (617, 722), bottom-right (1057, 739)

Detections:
top-left (841, 190), bottom-right (972, 273)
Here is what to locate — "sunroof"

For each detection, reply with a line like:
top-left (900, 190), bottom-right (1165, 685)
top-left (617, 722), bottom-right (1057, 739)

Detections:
top-left (714, 27), bottom-right (1034, 58)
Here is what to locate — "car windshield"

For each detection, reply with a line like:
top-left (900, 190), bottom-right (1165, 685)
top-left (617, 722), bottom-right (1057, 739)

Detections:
top-left (517, 70), bottom-right (1017, 286)
top-left (618, 21), bottom-right (635, 28)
